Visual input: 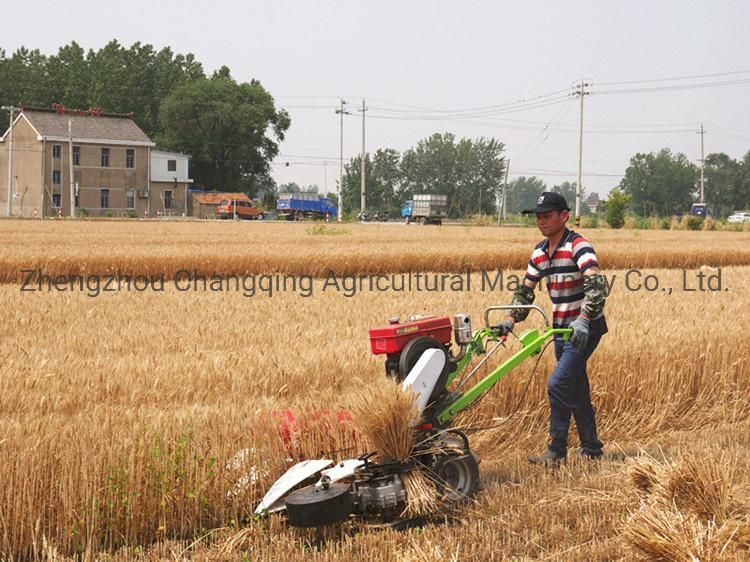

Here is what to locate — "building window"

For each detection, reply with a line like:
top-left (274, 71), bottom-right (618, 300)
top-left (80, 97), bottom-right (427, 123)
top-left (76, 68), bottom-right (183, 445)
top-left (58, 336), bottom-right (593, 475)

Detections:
top-left (101, 148), bottom-right (110, 167)
top-left (100, 188), bottom-right (110, 209)
top-left (52, 170), bottom-right (62, 184)
top-left (72, 146), bottom-right (80, 166)
top-left (126, 189), bottom-right (135, 209)
top-left (126, 149), bottom-right (135, 169)
top-left (164, 190), bottom-right (173, 210)
top-left (52, 144), bottom-right (61, 159)
top-left (52, 194), bottom-right (61, 208)
top-left (167, 159), bottom-right (177, 172)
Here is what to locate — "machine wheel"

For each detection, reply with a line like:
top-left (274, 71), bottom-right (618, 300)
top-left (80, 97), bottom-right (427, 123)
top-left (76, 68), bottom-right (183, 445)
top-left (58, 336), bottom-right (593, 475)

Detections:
top-left (397, 336), bottom-right (445, 383)
top-left (419, 216), bottom-right (427, 225)
top-left (434, 452), bottom-right (480, 502)
top-left (285, 483), bottom-right (353, 527)
top-left (424, 432), bottom-right (481, 502)
top-left (257, 213), bottom-right (264, 220)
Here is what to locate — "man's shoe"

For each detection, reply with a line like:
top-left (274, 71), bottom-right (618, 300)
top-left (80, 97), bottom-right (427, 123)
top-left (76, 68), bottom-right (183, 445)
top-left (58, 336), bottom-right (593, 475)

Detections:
top-left (579, 450), bottom-right (603, 461)
top-left (528, 449), bottom-right (566, 466)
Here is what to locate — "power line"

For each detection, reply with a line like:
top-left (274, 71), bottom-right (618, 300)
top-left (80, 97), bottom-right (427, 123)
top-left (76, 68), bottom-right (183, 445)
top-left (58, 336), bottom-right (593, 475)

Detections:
top-left (595, 77), bottom-right (750, 95)
top-left (596, 69), bottom-right (750, 87)
top-left (367, 95), bottom-right (571, 121)
top-left (512, 168), bottom-right (623, 178)
top-left (513, 100), bottom-right (575, 167)
top-left (366, 87), bottom-right (572, 115)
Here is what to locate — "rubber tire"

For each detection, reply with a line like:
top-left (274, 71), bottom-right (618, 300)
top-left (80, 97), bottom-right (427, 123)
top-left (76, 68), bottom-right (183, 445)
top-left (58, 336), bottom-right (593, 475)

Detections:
top-left (397, 336), bottom-right (445, 383)
top-left (434, 451), bottom-right (481, 502)
top-left (419, 217), bottom-right (427, 225)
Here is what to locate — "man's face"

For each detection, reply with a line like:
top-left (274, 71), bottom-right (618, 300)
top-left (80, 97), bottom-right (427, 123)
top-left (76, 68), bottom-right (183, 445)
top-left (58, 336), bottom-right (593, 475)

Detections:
top-left (535, 210), bottom-right (569, 237)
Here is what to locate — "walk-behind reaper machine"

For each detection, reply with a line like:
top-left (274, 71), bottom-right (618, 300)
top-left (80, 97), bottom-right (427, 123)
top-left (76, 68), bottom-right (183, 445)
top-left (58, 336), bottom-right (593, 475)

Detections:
top-left (254, 305), bottom-right (572, 527)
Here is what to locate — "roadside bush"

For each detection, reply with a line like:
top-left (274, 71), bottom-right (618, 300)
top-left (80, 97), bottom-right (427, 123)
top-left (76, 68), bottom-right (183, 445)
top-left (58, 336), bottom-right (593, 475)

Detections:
top-left (605, 189), bottom-right (630, 229)
top-left (686, 216), bottom-right (703, 231)
top-left (467, 214), bottom-right (495, 226)
top-left (581, 215), bottom-right (599, 228)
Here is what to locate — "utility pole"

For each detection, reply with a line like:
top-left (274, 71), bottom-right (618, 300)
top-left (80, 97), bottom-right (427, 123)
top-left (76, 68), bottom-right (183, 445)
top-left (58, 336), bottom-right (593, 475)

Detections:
top-left (572, 81), bottom-right (590, 225)
top-left (335, 99), bottom-right (350, 222)
top-left (68, 120), bottom-right (76, 218)
top-left (358, 99), bottom-right (367, 214)
top-left (698, 123), bottom-right (706, 204)
top-left (2, 105), bottom-right (18, 217)
top-left (498, 158), bottom-right (510, 223)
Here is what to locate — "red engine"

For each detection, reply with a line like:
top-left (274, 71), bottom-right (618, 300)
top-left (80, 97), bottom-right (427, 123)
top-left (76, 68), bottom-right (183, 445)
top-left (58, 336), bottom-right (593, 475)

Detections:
top-left (369, 315), bottom-right (453, 355)
top-left (369, 315), bottom-right (454, 380)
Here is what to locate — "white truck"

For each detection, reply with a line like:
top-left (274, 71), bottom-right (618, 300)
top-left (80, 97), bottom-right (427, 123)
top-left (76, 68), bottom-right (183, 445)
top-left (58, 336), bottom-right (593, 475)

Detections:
top-left (401, 194), bottom-right (448, 225)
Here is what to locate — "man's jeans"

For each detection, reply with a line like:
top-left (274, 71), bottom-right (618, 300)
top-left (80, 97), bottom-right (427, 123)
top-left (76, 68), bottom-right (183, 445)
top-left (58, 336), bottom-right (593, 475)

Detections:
top-left (547, 321), bottom-right (606, 457)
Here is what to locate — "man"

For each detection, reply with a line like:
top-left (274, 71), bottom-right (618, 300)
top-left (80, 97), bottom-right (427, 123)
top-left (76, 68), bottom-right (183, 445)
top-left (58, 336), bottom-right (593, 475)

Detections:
top-left (497, 192), bottom-right (609, 464)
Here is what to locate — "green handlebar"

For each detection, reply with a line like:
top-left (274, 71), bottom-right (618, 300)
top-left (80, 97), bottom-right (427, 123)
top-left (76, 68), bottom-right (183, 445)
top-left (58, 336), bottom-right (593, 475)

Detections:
top-left (435, 327), bottom-right (572, 426)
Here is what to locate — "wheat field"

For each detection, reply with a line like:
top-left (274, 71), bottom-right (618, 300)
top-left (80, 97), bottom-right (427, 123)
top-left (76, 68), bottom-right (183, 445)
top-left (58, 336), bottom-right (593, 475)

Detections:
top-left (2, 221), bottom-right (750, 283)
top-left (1, 221), bottom-right (749, 561)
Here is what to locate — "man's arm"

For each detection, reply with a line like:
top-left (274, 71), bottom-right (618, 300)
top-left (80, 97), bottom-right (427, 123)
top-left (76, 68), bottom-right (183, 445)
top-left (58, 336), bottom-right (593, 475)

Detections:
top-left (577, 266), bottom-right (607, 321)
top-left (568, 250), bottom-right (608, 348)
top-left (498, 255), bottom-right (540, 332)
top-left (507, 277), bottom-right (537, 323)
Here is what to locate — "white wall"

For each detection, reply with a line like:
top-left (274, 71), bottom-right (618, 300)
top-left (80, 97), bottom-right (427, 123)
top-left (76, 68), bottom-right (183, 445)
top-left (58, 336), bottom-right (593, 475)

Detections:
top-left (150, 151), bottom-right (191, 183)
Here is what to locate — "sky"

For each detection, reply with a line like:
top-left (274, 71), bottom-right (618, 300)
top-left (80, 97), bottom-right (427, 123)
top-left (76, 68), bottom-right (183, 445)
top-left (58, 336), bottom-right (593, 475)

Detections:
top-left (5, 0), bottom-right (750, 197)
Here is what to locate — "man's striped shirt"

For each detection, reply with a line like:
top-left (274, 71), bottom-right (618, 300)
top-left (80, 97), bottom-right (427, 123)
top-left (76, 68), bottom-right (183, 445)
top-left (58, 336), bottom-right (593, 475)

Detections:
top-left (524, 228), bottom-right (604, 328)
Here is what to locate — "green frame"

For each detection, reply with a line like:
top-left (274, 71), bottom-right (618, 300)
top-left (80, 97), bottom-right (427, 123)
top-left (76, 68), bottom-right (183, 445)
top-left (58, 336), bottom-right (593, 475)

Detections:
top-left (435, 326), bottom-right (572, 426)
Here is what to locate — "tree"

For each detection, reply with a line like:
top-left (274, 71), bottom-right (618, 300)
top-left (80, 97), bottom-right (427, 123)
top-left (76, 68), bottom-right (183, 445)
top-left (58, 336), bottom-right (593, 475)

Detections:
top-left (341, 154), bottom-right (371, 214)
top-left (619, 148), bottom-right (697, 216)
top-left (369, 148), bottom-right (402, 214)
top-left (460, 136), bottom-right (505, 216)
top-left (704, 153), bottom-right (742, 218)
top-left (604, 188), bottom-right (631, 229)
top-left (278, 182), bottom-right (301, 193)
top-left (0, 47), bottom-right (50, 115)
top-left (551, 181), bottom-right (587, 214)
top-left (342, 148), bottom-right (402, 214)
top-left (158, 72), bottom-right (290, 193)
top-left (506, 176), bottom-right (547, 214)
top-left (400, 133), bottom-right (462, 215)
top-left (399, 133), bottom-right (505, 218)
top-left (0, 41), bottom-right (206, 137)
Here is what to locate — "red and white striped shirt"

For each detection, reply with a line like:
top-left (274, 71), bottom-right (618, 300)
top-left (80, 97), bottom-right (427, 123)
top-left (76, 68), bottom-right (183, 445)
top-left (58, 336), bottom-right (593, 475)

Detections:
top-left (524, 228), bottom-right (604, 328)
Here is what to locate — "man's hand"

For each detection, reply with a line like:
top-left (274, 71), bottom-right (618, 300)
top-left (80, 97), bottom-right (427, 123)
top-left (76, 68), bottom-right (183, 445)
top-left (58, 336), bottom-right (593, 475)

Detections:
top-left (569, 316), bottom-right (590, 350)
top-left (493, 319), bottom-right (514, 337)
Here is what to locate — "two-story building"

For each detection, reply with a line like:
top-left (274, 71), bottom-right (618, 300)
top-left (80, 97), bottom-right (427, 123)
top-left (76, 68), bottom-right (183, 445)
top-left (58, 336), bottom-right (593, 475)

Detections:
top-left (0, 106), bottom-right (157, 218)
top-left (149, 150), bottom-right (193, 217)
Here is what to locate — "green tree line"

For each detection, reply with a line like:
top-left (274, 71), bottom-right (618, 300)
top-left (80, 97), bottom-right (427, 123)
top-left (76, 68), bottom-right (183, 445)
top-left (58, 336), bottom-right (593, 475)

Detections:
top-left (339, 133), bottom-right (506, 218)
top-left (506, 148), bottom-right (750, 220)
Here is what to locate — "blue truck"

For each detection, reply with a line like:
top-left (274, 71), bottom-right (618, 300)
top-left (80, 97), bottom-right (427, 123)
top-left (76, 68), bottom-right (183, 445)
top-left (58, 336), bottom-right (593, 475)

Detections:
top-left (689, 203), bottom-right (709, 218)
top-left (277, 193), bottom-right (337, 221)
